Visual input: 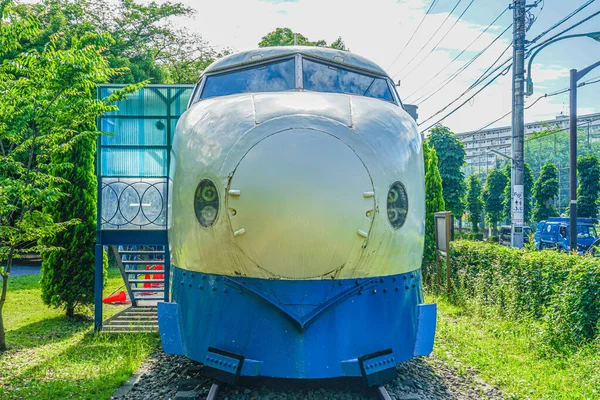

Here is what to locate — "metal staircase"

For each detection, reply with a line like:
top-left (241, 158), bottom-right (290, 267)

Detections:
top-left (111, 246), bottom-right (167, 307)
top-left (101, 246), bottom-right (167, 333)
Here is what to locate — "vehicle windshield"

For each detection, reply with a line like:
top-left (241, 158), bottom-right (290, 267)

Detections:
top-left (201, 58), bottom-right (295, 99)
top-left (578, 225), bottom-right (598, 238)
top-left (302, 59), bottom-right (394, 103)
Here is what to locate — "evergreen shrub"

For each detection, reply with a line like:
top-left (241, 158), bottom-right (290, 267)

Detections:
top-left (448, 241), bottom-right (600, 352)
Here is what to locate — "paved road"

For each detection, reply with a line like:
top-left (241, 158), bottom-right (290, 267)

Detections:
top-left (11, 265), bottom-right (41, 277)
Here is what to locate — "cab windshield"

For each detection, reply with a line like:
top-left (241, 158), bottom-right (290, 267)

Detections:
top-left (302, 59), bottom-right (394, 103)
top-left (198, 56), bottom-right (396, 104)
top-left (201, 58), bottom-right (295, 99)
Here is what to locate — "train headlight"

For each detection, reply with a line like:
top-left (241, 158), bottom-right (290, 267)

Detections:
top-left (387, 181), bottom-right (408, 229)
top-left (194, 179), bottom-right (219, 227)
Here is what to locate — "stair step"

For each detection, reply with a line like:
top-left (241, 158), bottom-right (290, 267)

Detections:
top-left (128, 279), bottom-right (165, 283)
top-left (121, 260), bottom-right (164, 265)
top-left (131, 287), bottom-right (165, 292)
top-left (103, 326), bottom-right (158, 331)
top-left (108, 320), bottom-right (159, 326)
top-left (119, 250), bottom-right (165, 254)
top-left (125, 270), bottom-right (165, 274)
top-left (133, 295), bottom-right (165, 300)
top-left (114, 316), bottom-right (158, 321)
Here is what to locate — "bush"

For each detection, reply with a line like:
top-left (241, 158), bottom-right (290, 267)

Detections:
top-left (447, 241), bottom-right (600, 352)
top-left (486, 235), bottom-right (499, 244)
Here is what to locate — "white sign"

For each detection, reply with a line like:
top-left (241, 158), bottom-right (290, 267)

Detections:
top-left (512, 184), bottom-right (524, 224)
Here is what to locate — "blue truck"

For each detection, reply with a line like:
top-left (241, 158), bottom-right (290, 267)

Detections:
top-left (535, 217), bottom-right (598, 253)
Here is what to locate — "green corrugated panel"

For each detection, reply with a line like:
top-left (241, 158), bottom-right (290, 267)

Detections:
top-left (98, 85), bottom-right (193, 177)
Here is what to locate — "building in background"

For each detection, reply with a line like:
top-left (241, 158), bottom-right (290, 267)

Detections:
top-left (457, 112), bottom-right (600, 213)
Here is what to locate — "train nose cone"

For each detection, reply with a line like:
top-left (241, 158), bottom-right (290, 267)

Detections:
top-left (228, 129), bottom-right (374, 279)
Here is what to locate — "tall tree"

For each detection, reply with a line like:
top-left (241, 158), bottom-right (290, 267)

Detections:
top-left (40, 132), bottom-right (98, 318)
top-left (533, 162), bottom-right (559, 222)
top-left (0, 0), bottom-right (140, 349)
top-left (428, 126), bottom-right (466, 221)
top-left (577, 154), bottom-right (600, 221)
top-left (258, 27), bottom-right (348, 50)
top-left (13, 0), bottom-right (223, 84)
top-left (483, 168), bottom-right (508, 235)
top-left (423, 142), bottom-right (445, 267)
top-left (466, 175), bottom-right (484, 234)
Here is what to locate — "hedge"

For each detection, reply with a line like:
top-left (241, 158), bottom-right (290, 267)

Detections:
top-left (446, 241), bottom-right (600, 351)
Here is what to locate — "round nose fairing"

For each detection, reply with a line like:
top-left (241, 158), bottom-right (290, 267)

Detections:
top-left (227, 129), bottom-right (374, 279)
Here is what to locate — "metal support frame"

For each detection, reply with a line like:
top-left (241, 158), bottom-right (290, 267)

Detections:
top-left (110, 246), bottom-right (137, 307)
top-left (94, 85), bottom-right (191, 331)
top-left (569, 60), bottom-right (600, 251)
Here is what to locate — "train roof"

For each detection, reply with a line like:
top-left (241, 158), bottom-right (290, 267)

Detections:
top-left (203, 46), bottom-right (389, 78)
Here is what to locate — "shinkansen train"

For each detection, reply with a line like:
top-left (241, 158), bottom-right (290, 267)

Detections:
top-left (158, 46), bottom-right (436, 393)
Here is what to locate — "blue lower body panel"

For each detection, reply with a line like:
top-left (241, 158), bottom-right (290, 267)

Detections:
top-left (158, 267), bottom-right (436, 379)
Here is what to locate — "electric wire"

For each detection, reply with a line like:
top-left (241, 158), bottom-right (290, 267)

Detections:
top-left (392, 0), bottom-right (470, 79)
top-left (387, 0), bottom-right (440, 71)
top-left (402, 6), bottom-right (510, 103)
top-left (528, 8), bottom-right (600, 53)
top-left (418, 64), bottom-right (512, 133)
top-left (397, 0), bottom-right (478, 81)
top-left (415, 3), bottom-right (600, 132)
top-left (415, 39), bottom-right (512, 108)
top-left (464, 76), bottom-right (600, 137)
top-left (528, 0), bottom-right (595, 45)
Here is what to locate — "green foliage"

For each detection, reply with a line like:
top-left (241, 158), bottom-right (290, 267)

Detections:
top-left (483, 168), bottom-right (508, 233)
top-left (423, 142), bottom-right (445, 271)
top-left (0, 0), bottom-right (142, 349)
top-left (577, 154), bottom-right (600, 221)
top-left (40, 133), bottom-right (102, 317)
top-left (525, 124), bottom-right (600, 212)
top-left (428, 125), bottom-right (466, 218)
top-left (466, 175), bottom-right (483, 234)
top-left (533, 162), bottom-right (559, 222)
top-left (501, 162), bottom-right (534, 224)
top-left (9, 0), bottom-right (223, 84)
top-left (448, 241), bottom-right (600, 352)
top-left (258, 27), bottom-right (348, 50)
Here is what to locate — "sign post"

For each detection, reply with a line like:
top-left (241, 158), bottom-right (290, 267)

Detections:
top-left (434, 211), bottom-right (454, 294)
top-left (512, 184), bottom-right (524, 247)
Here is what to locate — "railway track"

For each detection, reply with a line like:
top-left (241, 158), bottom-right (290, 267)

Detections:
top-left (111, 351), bottom-right (506, 400)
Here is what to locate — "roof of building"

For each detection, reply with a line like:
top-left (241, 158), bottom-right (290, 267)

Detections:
top-left (203, 46), bottom-right (389, 77)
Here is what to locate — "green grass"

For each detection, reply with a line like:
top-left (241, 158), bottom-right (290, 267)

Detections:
top-left (429, 294), bottom-right (600, 400)
top-left (0, 268), bottom-right (160, 400)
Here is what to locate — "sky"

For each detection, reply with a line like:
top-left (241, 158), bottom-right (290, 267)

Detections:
top-left (166, 0), bottom-right (600, 133)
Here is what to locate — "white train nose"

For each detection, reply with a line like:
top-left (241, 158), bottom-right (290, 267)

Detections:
top-left (227, 129), bottom-right (374, 279)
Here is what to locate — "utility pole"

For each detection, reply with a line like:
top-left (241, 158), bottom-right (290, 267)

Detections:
top-left (510, 0), bottom-right (526, 248)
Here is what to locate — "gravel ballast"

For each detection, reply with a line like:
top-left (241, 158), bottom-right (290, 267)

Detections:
top-left (111, 351), bottom-right (505, 400)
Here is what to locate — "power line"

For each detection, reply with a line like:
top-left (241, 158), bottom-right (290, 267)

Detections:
top-left (387, 0), bottom-right (439, 71)
top-left (528, 0), bottom-right (595, 45)
top-left (416, 40), bottom-right (512, 108)
top-left (393, 0), bottom-right (470, 79)
top-left (464, 75), bottom-right (600, 137)
top-left (402, 6), bottom-right (510, 102)
top-left (418, 64), bottom-right (512, 133)
top-left (416, 4), bottom-right (600, 133)
top-left (528, 7), bottom-right (600, 52)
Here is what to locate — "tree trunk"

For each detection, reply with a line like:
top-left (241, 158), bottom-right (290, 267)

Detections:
top-left (0, 250), bottom-right (12, 352)
top-left (66, 304), bottom-right (75, 319)
top-left (0, 297), bottom-right (6, 352)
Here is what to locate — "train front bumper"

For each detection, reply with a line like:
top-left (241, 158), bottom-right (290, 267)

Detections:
top-left (158, 267), bottom-right (436, 380)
